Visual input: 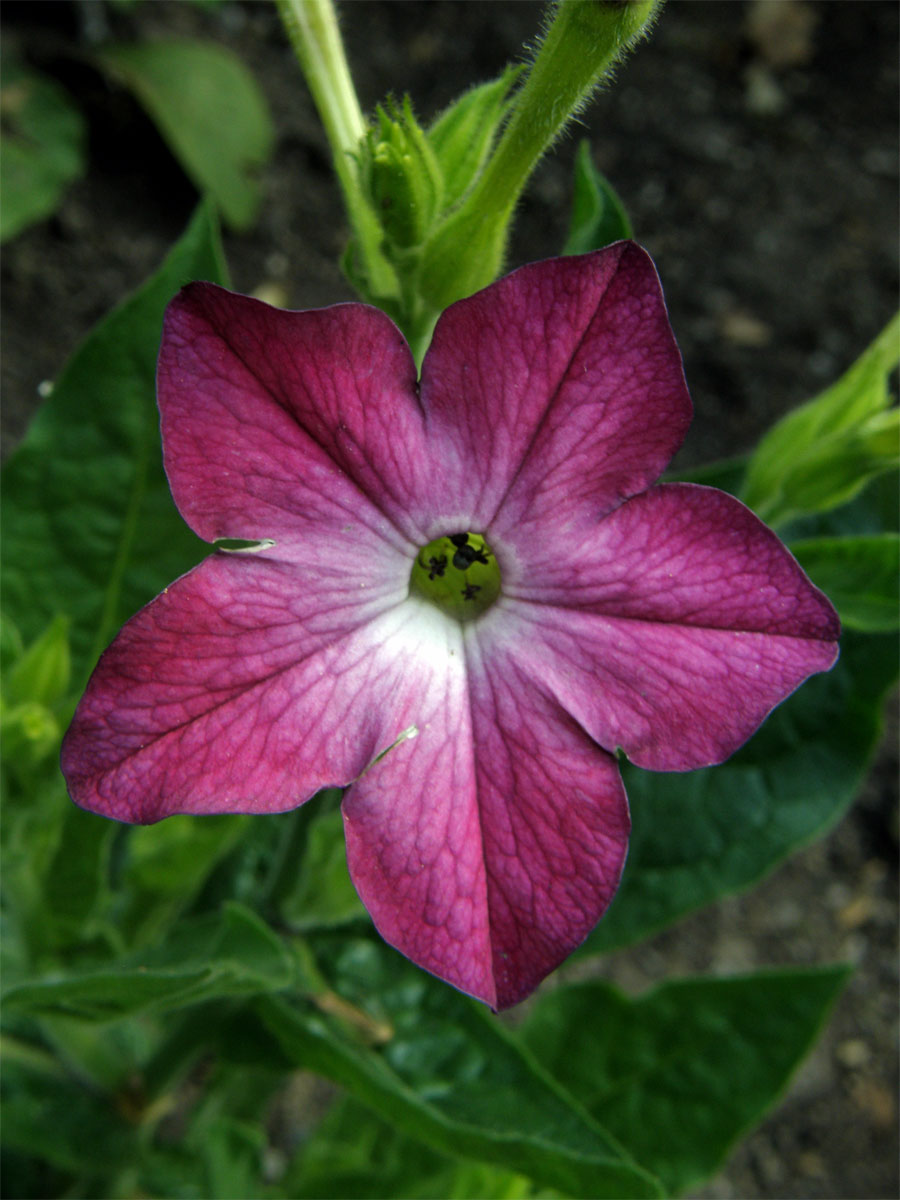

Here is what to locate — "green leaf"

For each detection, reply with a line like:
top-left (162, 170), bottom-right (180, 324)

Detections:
top-left (563, 140), bottom-right (632, 254)
top-left (0, 202), bottom-right (226, 689)
top-left (256, 938), bottom-right (662, 1199)
top-left (520, 968), bottom-right (850, 1195)
top-left (742, 313), bottom-right (900, 526)
top-left (791, 533), bottom-right (899, 632)
top-left (583, 630), bottom-right (898, 954)
top-left (0, 56), bottom-right (86, 241)
top-left (95, 40), bottom-right (274, 230)
top-left (2, 903), bottom-right (295, 1020)
top-left (427, 68), bottom-right (521, 212)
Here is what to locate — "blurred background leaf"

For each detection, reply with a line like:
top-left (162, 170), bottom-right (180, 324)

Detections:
top-left (94, 40), bottom-right (274, 230)
top-left (0, 53), bottom-right (86, 241)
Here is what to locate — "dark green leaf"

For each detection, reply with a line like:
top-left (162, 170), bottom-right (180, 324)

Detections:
top-left (95, 40), bottom-right (274, 229)
top-left (520, 968), bottom-right (850, 1195)
top-left (257, 937), bottom-right (662, 1199)
top-left (1, 1060), bottom-right (136, 1178)
top-left (0, 57), bottom-right (86, 241)
top-left (1, 202), bottom-right (226, 689)
top-left (791, 534), bottom-right (899, 632)
top-left (563, 141), bottom-right (632, 255)
top-left (583, 631), bottom-right (898, 954)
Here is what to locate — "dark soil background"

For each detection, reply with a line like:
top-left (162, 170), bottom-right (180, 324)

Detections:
top-left (2, 2), bottom-right (897, 1197)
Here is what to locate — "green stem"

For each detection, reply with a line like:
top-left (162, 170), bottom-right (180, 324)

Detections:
top-left (276, 0), bottom-right (397, 298)
top-left (475, 0), bottom-right (661, 220)
top-left (418, 0), bottom-right (662, 311)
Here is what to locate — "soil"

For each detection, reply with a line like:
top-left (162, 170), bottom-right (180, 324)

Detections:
top-left (2, 2), bottom-right (897, 1197)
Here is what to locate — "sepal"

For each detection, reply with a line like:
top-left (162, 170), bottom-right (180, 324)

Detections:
top-left (426, 67), bottom-right (521, 211)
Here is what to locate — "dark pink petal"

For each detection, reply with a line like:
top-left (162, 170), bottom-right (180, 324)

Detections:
top-left (492, 485), bottom-right (839, 771)
top-left (418, 242), bottom-right (691, 537)
top-left (158, 284), bottom-right (434, 553)
top-left (343, 626), bottom-right (629, 1010)
top-left (61, 557), bottom-right (440, 823)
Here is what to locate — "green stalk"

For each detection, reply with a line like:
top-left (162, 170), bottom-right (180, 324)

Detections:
top-left (276, 0), bottom-right (397, 298)
top-left (419, 0), bottom-right (662, 311)
top-left (476, 0), bottom-right (661, 222)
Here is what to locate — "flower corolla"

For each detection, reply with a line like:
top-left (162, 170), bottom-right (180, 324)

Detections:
top-left (61, 243), bottom-right (839, 1008)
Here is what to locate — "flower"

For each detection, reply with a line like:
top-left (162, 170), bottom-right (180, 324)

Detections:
top-left (61, 242), bottom-right (839, 1009)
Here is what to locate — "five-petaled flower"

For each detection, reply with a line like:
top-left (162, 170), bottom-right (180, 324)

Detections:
top-left (61, 242), bottom-right (839, 1009)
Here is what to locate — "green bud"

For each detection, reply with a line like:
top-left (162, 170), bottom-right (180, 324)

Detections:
top-left (0, 699), bottom-right (60, 768)
top-left (743, 312), bottom-right (900, 526)
top-left (361, 96), bottom-right (442, 249)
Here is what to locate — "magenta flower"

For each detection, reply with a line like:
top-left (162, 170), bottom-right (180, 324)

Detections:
top-left (61, 243), bottom-right (839, 1009)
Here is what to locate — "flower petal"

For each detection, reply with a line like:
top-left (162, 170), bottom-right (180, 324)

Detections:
top-left (61, 558), bottom-right (443, 823)
top-left (418, 241), bottom-right (691, 538)
top-left (343, 620), bottom-right (630, 1009)
top-left (158, 284), bottom-right (434, 555)
top-left (496, 485), bottom-right (839, 771)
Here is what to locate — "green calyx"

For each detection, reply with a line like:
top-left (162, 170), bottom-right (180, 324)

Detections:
top-left (409, 532), bottom-right (501, 621)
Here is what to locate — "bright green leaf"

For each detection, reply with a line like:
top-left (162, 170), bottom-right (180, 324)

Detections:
top-left (563, 140), bottom-right (632, 254)
top-left (95, 40), bottom-right (274, 230)
top-left (0, 56), bottom-right (86, 241)
top-left (0, 202), bottom-right (226, 690)
top-left (743, 312), bottom-right (900, 525)
top-left (583, 630), bottom-right (898, 954)
top-left (791, 533), bottom-right (899, 632)
top-left (520, 968), bottom-right (850, 1195)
